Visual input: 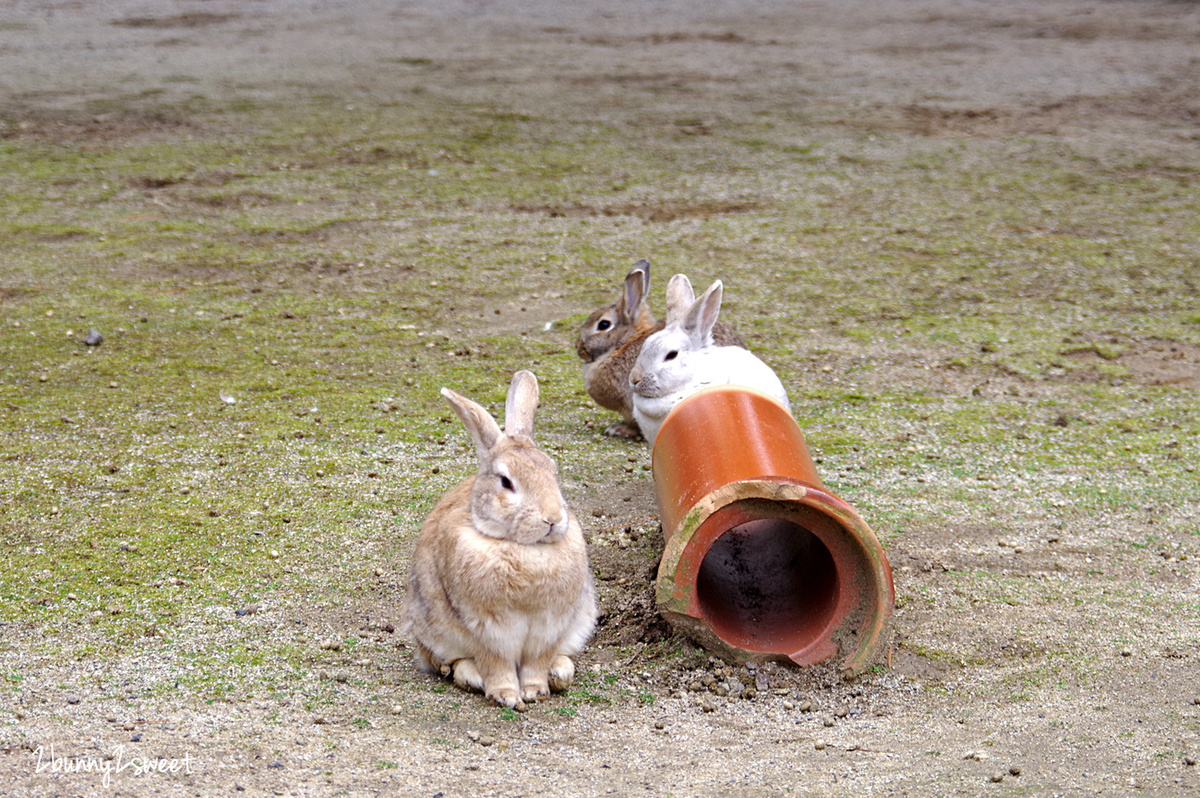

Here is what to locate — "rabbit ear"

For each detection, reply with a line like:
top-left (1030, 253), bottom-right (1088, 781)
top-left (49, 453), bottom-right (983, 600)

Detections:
top-left (632, 259), bottom-right (651, 292)
top-left (503, 369), bottom-right (540, 438)
top-left (664, 273), bottom-right (695, 325)
top-left (621, 262), bottom-right (649, 320)
top-left (442, 387), bottom-right (503, 461)
top-left (683, 280), bottom-right (723, 345)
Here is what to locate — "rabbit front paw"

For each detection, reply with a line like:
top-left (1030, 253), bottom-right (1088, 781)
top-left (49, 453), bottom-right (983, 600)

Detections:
top-left (487, 686), bottom-right (526, 712)
top-left (603, 420), bottom-right (643, 439)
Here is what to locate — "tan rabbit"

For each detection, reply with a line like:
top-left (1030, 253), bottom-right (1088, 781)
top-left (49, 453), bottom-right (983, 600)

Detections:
top-left (402, 370), bottom-right (596, 710)
top-left (576, 260), bottom-right (745, 439)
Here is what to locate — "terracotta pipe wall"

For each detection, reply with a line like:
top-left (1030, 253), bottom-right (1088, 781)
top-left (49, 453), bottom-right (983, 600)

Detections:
top-left (650, 386), bottom-right (894, 676)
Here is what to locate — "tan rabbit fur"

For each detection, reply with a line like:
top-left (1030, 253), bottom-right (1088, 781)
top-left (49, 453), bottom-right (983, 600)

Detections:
top-left (576, 260), bottom-right (745, 439)
top-left (403, 370), bottom-right (596, 710)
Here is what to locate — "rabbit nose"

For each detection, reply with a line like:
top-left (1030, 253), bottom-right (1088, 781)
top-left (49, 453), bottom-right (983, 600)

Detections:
top-left (543, 507), bottom-right (568, 532)
top-left (630, 364), bottom-right (642, 386)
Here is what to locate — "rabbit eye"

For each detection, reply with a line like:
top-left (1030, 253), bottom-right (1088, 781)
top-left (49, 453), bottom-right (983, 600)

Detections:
top-left (665, 350), bottom-right (679, 361)
top-left (499, 475), bottom-right (515, 492)
top-left (596, 320), bottom-right (612, 332)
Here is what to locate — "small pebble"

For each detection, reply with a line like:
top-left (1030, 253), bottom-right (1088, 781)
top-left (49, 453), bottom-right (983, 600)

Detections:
top-left (799, 700), bottom-right (813, 712)
top-left (988, 772), bottom-right (1004, 783)
top-left (390, 705), bottom-right (403, 715)
top-left (1184, 756), bottom-right (1196, 767)
top-left (823, 717), bottom-right (835, 727)
top-left (700, 698), bottom-right (715, 713)
top-left (84, 329), bottom-right (103, 347)
top-left (1009, 765), bottom-right (1023, 776)
top-left (653, 721), bottom-right (665, 730)
top-left (814, 739), bottom-right (826, 751)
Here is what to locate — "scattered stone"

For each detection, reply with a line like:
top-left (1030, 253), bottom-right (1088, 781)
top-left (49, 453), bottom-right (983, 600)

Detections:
top-left (1184, 756), bottom-right (1196, 767)
top-left (654, 721), bottom-right (665, 730)
top-left (319, 638), bottom-right (342, 651)
top-left (988, 772), bottom-right (1004, 783)
top-left (390, 705), bottom-right (404, 715)
top-left (783, 701), bottom-right (795, 711)
top-left (814, 739), bottom-right (826, 751)
top-left (1009, 765), bottom-right (1023, 776)
top-left (799, 700), bottom-right (813, 712)
top-left (700, 698), bottom-right (715, 713)
top-left (84, 329), bottom-right (103, 347)
top-left (823, 717), bottom-right (835, 727)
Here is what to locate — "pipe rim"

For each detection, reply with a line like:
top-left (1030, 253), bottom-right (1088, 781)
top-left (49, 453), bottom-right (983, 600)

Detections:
top-left (656, 479), bottom-right (894, 674)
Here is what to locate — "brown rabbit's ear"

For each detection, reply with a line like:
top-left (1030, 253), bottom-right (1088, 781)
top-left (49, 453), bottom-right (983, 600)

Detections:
top-left (503, 370), bottom-right (540, 439)
top-left (683, 280), bottom-right (723, 345)
top-left (664, 273), bottom-right (695, 325)
top-left (621, 260), bottom-right (650, 320)
top-left (442, 387), bottom-right (503, 460)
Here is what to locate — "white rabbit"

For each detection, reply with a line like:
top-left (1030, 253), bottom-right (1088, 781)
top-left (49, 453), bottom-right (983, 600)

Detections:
top-left (629, 274), bottom-right (790, 446)
top-left (402, 370), bottom-right (597, 710)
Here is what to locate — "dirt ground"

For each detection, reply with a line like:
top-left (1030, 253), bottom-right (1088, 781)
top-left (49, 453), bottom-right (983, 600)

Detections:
top-left (2, 0), bottom-right (1199, 796)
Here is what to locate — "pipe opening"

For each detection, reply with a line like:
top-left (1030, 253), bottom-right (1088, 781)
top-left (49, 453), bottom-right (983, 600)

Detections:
top-left (695, 517), bottom-right (839, 654)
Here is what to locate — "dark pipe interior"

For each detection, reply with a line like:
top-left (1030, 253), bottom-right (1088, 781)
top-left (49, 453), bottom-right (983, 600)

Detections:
top-left (695, 518), bottom-right (839, 652)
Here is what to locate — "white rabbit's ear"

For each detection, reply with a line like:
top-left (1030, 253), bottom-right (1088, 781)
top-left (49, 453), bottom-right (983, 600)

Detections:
top-left (621, 261), bottom-right (650, 319)
top-left (442, 387), bottom-right (503, 461)
top-left (503, 370), bottom-right (540, 438)
top-left (683, 280), bottom-right (723, 345)
top-left (664, 273), bottom-right (695, 325)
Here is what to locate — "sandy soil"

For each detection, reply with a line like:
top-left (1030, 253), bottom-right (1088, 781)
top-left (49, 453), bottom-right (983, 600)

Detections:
top-left (2, 1), bottom-right (1199, 796)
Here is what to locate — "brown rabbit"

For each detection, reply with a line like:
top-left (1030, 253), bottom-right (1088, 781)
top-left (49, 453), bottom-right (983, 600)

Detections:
top-left (576, 260), bottom-right (745, 439)
top-left (402, 370), bottom-right (596, 710)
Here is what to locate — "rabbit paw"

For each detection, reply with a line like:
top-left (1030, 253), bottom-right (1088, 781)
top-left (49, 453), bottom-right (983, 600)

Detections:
top-left (603, 420), bottom-right (643, 439)
top-left (548, 655), bottom-right (576, 693)
top-left (487, 686), bottom-right (526, 712)
top-left (450, 659), bottom-right (484, 692)
top-left (520, 680), bottom-right (551, 703)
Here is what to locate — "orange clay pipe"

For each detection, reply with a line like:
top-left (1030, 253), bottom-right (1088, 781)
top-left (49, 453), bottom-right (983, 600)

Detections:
top-left (651, 385), bottom-right (894, 676)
